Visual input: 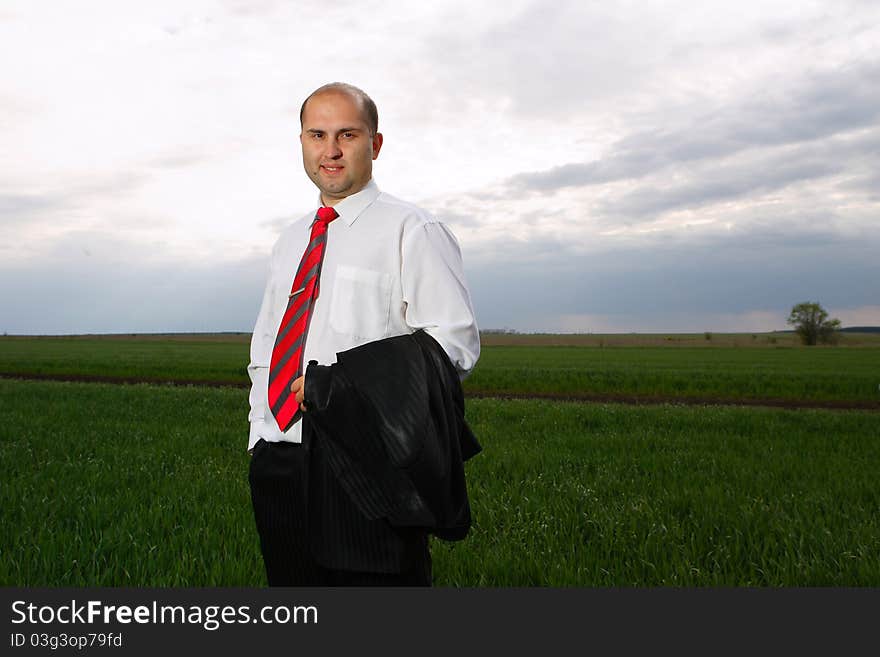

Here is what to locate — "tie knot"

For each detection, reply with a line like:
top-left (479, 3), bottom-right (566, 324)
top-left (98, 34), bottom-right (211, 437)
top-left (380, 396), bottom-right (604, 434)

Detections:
top-left (316, 206), bottom-right (338, 224)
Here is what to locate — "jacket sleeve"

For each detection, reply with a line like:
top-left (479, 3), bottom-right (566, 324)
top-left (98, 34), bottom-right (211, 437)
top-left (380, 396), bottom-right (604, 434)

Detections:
top-left (304, 358), bottom-right (428, 525)
top-left (303, 331), bottom-right (480, 539)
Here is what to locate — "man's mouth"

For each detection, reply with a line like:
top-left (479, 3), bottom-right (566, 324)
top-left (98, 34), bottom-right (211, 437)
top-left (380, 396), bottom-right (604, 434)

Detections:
top-left (321, 165), bottom-right (343, 174)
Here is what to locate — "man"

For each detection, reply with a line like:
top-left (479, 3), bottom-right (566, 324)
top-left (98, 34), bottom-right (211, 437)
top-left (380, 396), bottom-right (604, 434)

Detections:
top-left (247, 82), bottom-right (480, 586)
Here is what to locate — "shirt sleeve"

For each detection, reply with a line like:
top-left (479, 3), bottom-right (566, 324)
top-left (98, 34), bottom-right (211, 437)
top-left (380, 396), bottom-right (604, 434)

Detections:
top-left (400, 221), bottom-right (480, 378)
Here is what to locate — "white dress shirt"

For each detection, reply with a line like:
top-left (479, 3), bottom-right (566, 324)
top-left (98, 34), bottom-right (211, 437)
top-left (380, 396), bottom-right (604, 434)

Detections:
top-left (247, 179), bottom-right (480, 451)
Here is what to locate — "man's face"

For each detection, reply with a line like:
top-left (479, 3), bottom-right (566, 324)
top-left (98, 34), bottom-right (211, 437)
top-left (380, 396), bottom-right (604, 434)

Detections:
top-left (300, 90), bottom-right (383, 206)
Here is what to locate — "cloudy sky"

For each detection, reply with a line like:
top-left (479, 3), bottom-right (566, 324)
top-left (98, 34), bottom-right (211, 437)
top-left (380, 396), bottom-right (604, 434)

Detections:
top-left (2, 0), bottom-right (878, 334)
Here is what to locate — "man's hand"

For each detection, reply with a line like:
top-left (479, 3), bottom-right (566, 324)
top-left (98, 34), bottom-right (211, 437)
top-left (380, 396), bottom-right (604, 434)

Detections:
top-left (290, 375), bottom-right (307, 411)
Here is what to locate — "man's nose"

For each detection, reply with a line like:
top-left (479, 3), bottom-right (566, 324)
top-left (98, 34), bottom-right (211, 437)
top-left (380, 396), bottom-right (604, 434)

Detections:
top-left (324, 139), bottom-right (342, 159)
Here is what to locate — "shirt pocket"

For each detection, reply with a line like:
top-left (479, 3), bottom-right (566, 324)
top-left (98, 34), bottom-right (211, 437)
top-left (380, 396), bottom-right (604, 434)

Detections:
top-left (328, 264), bottom-right (392, 341)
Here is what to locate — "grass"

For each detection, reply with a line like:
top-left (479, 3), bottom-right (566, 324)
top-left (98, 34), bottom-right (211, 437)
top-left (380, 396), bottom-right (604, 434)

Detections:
top-left (0, 336), bottom-right (248, 383)
top-left (467, 345), bottom-right (880, 403)
top-left (439, 399), bottom-right (880, 586)
top-left (0, 380), bottom-right (259, 586)
top-left (479, 331), bottom-right (880, 348)
top-left (2, 334), bottom-right (880, 404)
top-left (2, 379), bottom-right (878, 586)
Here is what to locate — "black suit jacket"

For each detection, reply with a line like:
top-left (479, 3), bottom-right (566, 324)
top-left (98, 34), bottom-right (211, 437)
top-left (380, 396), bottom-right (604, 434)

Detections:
top-left (302, 330), bottom-right (480, 571)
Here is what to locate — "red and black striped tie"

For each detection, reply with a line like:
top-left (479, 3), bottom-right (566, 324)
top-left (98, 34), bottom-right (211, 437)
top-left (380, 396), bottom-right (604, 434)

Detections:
top-left (268, 205), bottom-right (338, 431)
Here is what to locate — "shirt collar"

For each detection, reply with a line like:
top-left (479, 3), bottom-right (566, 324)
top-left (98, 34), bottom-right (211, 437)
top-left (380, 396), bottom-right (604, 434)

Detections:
top-left (315, 179), bottom-right (380, 227)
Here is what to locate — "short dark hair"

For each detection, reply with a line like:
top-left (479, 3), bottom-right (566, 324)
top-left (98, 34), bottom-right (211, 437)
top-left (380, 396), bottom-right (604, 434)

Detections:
top-left (299, 82), bottom-right (379, 136)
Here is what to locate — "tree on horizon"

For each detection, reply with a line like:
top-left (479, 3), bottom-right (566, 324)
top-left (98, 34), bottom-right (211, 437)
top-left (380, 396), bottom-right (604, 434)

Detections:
top-left (787, 302), bottom-right (841, 346)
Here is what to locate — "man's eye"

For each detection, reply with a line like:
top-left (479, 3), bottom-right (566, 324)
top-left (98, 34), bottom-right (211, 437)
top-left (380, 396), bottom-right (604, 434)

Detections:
top-left (342, 132), bottom-right (354, 139)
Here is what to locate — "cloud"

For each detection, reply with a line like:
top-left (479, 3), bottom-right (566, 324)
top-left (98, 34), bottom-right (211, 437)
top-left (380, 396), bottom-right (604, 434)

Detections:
top-left (417, 1), bottom-right (702, 119)
top-left (838, 171), bottom-right (880, 199)
top-left (0, 193), bottom-right (65, 226)
top-left (2, 1), bottom-right (879, 335)
top-left (0, 171), bottom-right (154, 248)
top-left (831, 306), bottom-right (880, 327)
top-left (507, 61), bottom-right (880, 196)
top-left (146, 148), bottom-right (213, 170)
top-left (608, 157), bottom-right (840, 220)
top-left (0, 232), bottom-right (267, 335)
top-left (555, 309), bottom-right (788, 334)
top-left (466, 225), bottom-right (880, 334)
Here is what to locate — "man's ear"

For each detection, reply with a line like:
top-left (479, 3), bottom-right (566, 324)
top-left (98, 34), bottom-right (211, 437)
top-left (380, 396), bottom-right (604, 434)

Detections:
top-left (372, 132), bottom-right (384, 160)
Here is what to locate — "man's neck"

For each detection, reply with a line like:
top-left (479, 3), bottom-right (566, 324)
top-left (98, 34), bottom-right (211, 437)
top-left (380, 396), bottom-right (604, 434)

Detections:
top-left (319, 179), bottom-right (375, 209)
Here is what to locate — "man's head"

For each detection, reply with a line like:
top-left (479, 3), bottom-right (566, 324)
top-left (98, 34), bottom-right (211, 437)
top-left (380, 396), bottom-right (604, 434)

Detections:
top-left (299, 82), bottom-right (383, 206)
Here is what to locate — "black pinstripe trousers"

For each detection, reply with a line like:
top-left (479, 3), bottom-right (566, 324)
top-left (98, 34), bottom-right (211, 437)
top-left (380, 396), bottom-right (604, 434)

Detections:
top-left (248, 436), bottom-right (432, 586)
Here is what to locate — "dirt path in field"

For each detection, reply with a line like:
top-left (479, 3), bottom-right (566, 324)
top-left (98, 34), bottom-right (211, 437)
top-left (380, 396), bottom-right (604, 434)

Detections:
top-left (3, 371), bottom-right (878, 411)
top-left (464, 390), bottom-right (880, 411)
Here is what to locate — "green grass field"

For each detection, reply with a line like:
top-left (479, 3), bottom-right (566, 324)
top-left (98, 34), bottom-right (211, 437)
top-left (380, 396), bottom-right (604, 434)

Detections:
top-left (0, 336), bottom-right (248, 383)
top-left (467, 345), bottom-right (880, 403)
top-left (2, 333), bottom-right (879, 404)
top-left (2, 378), bottom-right (878, 586)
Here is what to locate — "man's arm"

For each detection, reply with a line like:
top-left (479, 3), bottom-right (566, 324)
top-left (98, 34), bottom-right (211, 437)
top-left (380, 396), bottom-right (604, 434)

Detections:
top-left (246, 248), bottom-right (280, 452)
top-left (400, 221), bottom-right (480, 378)
top-left (295, 217), bottom-right (479, 412)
